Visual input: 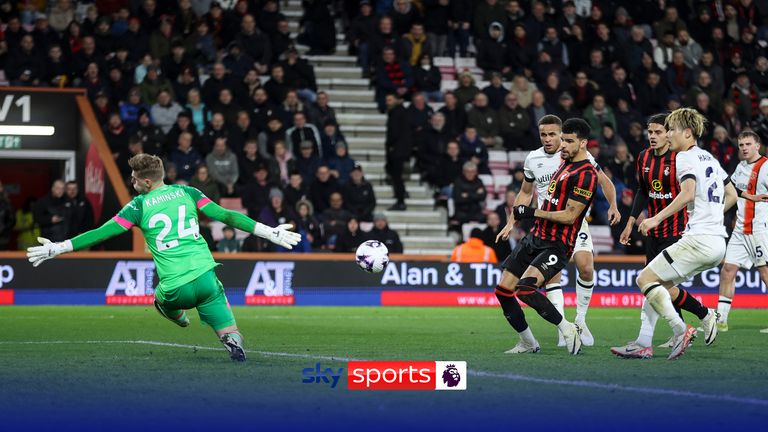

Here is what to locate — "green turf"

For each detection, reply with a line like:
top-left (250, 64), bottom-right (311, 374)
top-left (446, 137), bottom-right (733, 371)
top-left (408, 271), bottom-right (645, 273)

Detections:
top-left (1, 306), bottom-right (767, 430)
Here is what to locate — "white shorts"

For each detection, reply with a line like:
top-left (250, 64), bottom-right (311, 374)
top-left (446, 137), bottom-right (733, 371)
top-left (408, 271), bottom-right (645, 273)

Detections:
top-left (573, 219), bottom-right (593, 254)
top-left (724, 231), bottom-right (768, 269)
top-left (647, 234), bottom-right (727, 286)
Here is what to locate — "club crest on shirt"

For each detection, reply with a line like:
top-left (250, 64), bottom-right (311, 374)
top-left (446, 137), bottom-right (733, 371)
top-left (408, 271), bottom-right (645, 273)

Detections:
top-left (559, 171), bottom-right (569, 181)
top-left (664, 166), bottom-right (670, 176)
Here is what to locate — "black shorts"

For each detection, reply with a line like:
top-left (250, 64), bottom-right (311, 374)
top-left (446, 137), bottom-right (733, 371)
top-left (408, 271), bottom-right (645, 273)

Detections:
top-left (501, 234), bottom-right (569, 283)
top-left (644, 235), bottom-right (681, 264)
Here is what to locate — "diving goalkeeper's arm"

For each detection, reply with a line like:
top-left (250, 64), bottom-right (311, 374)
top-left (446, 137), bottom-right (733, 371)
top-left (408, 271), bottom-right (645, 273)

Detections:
top-left (27, 191), bottom-right (301, 267)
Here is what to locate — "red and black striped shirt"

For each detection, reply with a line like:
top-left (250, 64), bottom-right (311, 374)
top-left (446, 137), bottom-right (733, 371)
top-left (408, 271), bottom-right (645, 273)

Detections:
top-left (630, 148), bottom-right (688, 238)
top-left (533, 159), bottom-right (598, 256)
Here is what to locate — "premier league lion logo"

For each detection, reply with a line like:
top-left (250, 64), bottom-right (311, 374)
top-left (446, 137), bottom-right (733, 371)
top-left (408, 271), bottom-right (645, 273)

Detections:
top-left (442, 364), bottom-right (461, 388)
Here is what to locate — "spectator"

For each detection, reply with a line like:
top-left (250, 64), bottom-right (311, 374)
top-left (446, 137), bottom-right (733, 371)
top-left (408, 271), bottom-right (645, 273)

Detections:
top-left (281, 47), bottom-right (318, 103)
top-left (139, 66), bottom-right (175, 107)
top-left (162, 40), bottom-right (193, 82)
top-left (238, 140), bottom-right (267, 185)
top-left (429, 141), bottom-right (463, 198)
top-left (555, 92), bottom-right (580, 122)
top-left (185, 19), bottom-right (216, 66)
top-left (241, 163), bottom-right (276, 218)
top-left (707, 126), bottom-right (739, 174)
top-left (258, 115), bottom-right (286, 159)
top-left (309, 165), bottom-right (341, 214)
top-left (454, 71), bottom-right (480, 109)
top-left (298, 0), bottom-right (336, 55)
top-left (402, 22), bottom-right (430, 67)
top-left (526, 90), bottom-right (553, 132)
top-left (467, 92), bottom-right (502, 148)
top-left (327, 142), bottom-right (356, 184)
top-left (540, 71), bottom-right (565, 108)
top-left (308, 91), bottom-right (338, 130)
top-left (105, 112), bottom-right (130, 161)
top-left (321, 191), bottom-right (352, 249)
top-left (375, 46), bottom-right (413, 112)
top-left (451, 161), bottom-right (487, 226)
top-left (687, 70), bottom-right (722, 114)
top-left (249, 88), bottom-right (275, 132)
top-left (369, 213), bottom-right (404, 253)
top-left (334, 217), bottom-right (368, 253)
top-left (675, 29), bottom-right (702, 69)
top-left (481, 207), bottom-right (512, 260)
top-left (271, 18), bottom-right (294, 62)
top-left (419, 112), bottom-right (451, 175)
top-left (476, 21), bottom-right (508, 77)
top-left (189, 164), bottom-right (221, 204)
top-left (165, 111), bottom-right (201, 156)
top-left (385, 93), bottom-right (412, 211)
top-left (212, 87), bottom-right (243, 127)
top-left (665, 50), bottom-right (693, 99)
top-left (751, 99), bottom-right (768, 143)
top-left (222, 40), bottom-right (254, 81)
top-left (583, 94), bottom-right (616, 139)
top-left (571, 70), bottom-right (597, 111)
top-left (170, 131), bottom-right (202, 181)
top-left (509, 75), bottom-right (536, 109)
top-left (135, 109), bottom-right (166, 156)
top-left (406, 92), bottom-right (434, 146)
top-left (607, 143), bottom-right (635, 189)
top-left (295, 140), bottom-right (322, 186)
top-left (439, 91), bottom-right (468, 138)
top-left (343, 163), bottom-right (376, 222)
top-left (286, 112), bottom-right (322, 157)
top-left (495, 189), bottom-right (516, 227)
top-left (235, 14), bottom-right (270, 74)
top-left (42, 44), bottom-right (71, 88)
top-left (615, 99), bottom-right (643, 141)
top-left (750, 56), bottom-right (768, 96)
top-left (507, 23), bottom-right (538, 73)
top-left (33, 180), bottom-right (70, 242)
top-left (350, 0), bottom-right (377, 61)
top-left (277, 90), bottom-right (307, 127)
top-left (459, 127), bottom-right (490, 174)
top-left (296, 199), bottom-right (323, 249)
top-left (284, 171), bottom-right (308, 209)
top-left (13, 197), bottom-right (39, 251)
top-left (451, 227), bottom-right (498, 263)
top-left (120, 88), bottom-right (150, 133)
top-left (413, 53), bottom-right (443, 102)
top-left (498, 92), bottom-right (532, 150)
top-left (270, 141), bottom-right (296, 186)
top-left (636, 71), bottom-right (669, 116)
top-left (258, 188), bottom-right (299, 246)
top-left (731, 73), bottom-right (760, 122)
top-left (49, 0), bottom-right (74, 33)
top-left (319, 120), bottom-right (347, 161)
top-left (0, 181), bottom-right (16, 250)
top-left (151, 89), bottom-right (185, 134)
top-left (228, 110), bottom-right (259, 153)
top-left (217, 226), bottom-right (241, 253)
top-left (483, 73), bottom-right (509, 110)
top-left (206, 137), bottom-right (239, 196)
top-left (448, 0), bottom-right (471, 57)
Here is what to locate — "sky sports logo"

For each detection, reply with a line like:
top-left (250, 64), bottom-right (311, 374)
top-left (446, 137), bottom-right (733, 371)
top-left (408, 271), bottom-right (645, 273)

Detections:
top-left (303, 361), bottom-right (467, 390)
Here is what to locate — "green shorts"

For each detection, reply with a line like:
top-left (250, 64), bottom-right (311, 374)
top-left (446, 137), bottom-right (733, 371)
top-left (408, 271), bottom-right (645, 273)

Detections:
top-left (154, 269), bottom-right (236, 331)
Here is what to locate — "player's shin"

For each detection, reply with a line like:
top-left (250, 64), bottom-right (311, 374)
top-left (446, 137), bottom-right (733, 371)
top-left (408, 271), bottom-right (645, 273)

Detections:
top-left (575, 275), bottom-right (593, 322)
top-left (495, 286), bottom-right (536, 345)
top-left (643, 283), bottom-right (686, 336)
top-left (545, 284), bottom-right (565, 317)
top-left (673, 288), bottom-right (709, 320)
top-left (636, 298), bottom-right (659, 347)
top-left (717, 296), bottom-right (732, 324)
top-left (515, 278), bottom-right (564, 326)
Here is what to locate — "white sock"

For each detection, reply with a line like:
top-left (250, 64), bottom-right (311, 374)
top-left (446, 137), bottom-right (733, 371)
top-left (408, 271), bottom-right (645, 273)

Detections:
top-left (636, 299), bottom-right (659, 347)
top-left (545, 284), bottom-right (565, 318)
top-left (717, 295), bottom-right (732, 323)
top-left (645, 284), bottom-right (686, 336)
top-left (556, 319), bottom-right (572, 333)
top-left (519, 327), bottom-right (537, 345)
top-left (575, 276), bottom-right (594, 321)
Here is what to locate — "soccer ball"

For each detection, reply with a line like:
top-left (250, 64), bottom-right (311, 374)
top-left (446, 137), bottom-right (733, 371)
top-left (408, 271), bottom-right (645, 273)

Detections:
top-left (355, 240), bottom-right (389, 273)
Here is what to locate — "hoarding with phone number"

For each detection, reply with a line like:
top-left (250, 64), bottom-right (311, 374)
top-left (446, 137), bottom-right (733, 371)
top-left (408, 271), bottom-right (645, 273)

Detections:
top-left (0, 258), bottom-right (766, 307)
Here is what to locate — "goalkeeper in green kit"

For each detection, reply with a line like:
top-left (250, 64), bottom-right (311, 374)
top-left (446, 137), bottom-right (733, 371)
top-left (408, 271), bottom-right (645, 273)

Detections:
top-left (26, 154), bottom-right (300, 362)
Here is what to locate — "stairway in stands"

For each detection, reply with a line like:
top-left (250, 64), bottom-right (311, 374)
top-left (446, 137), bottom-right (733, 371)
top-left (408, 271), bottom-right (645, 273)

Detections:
top-left (284, 1), bottom-right (453, 255)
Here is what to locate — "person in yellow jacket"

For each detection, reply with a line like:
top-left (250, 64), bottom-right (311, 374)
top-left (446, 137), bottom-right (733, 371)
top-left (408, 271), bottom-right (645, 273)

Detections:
top-left (451, 228), bottom-right (498, 263)
top-left (14, 197), bottom-right (40, 251)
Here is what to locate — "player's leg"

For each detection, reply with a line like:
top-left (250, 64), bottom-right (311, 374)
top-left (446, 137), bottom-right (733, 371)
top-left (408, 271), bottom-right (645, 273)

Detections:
top-left (497, 240), bottom-right (539, 353)
top-left (514, 249), bottom-right (581, 355)
top-left (544, 272), bottom-right (566, 347)
top-left (573, 249), bottom-right (595, 346)
top-left (153, 283), bottom-right (192, 327)
top-left (718, 263), bottom-right (739, 330)
top-left (496, 270), bottom-right (540, 353)
top-left (193, 270), bottom-right (246, 361)
top-left (153, 299), bottom-right (190, 327)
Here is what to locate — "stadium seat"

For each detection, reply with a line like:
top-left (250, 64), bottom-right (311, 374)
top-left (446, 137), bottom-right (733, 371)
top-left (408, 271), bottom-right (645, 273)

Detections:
top-left (590, 225), bottom-right (614, 254)
top-left (508, 151), bottom-right (528, 165)
top-left (210, 221), bottom-right (250, 242)
top-left (485, 198), bottom-right (503, 211)
top-left (441, 80), bottom-right (458, 92)
top-left (478, 174), bottom-right (494, 190)
top-left (493, 175), bottom-right (512, 195)
top-left (455, 57), bottom-right (477, 68)
top-left (433, 57), bottom-right (454, 67)
top-left (219, 198), bottom-right (245, 212)
top-left (488, 150), bottom-right (510, 172)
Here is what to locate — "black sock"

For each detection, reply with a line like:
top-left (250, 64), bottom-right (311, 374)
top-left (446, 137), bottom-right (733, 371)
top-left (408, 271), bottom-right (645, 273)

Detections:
top-left (515, 278), bottom-right (563, 326)
top-left (673, 303), bottom-right (684, 320)
top-left (675, 289), bottom-right (709, 320)
top-left (495, 286), bottom-right (529, 332)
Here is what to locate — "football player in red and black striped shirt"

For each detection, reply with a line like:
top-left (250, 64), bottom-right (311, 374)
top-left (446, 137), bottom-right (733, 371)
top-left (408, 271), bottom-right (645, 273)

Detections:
top-left (620, 114), bottom-right (688, 262)
top-left (494, 118), bottom-right (598, 355)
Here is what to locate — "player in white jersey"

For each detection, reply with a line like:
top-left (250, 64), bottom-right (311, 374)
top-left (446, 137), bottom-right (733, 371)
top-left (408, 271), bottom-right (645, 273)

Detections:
top-left (627, 108), bottom-right (737, 360)
top-left (504, 115), bottom-right (619, 353)
top-left (716, 131), bottom-right (768, 332)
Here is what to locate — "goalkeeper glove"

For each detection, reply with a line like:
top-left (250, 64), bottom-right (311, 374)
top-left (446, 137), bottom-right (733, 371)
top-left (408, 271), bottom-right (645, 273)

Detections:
top-left (513, 205), bottom-right (536, 220)
top-left (254, 223), bottom-right (302, 249)
top-left (27, 237), bottom-right (73, 267)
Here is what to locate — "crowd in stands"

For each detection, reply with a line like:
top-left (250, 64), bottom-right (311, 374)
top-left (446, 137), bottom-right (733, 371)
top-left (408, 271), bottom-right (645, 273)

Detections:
top-left (2, 0), bottom-right (768, 256)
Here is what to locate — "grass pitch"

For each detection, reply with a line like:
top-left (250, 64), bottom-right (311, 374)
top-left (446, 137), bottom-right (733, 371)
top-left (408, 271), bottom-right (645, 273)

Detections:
top-left (1, 306), bottom-right (766, 431)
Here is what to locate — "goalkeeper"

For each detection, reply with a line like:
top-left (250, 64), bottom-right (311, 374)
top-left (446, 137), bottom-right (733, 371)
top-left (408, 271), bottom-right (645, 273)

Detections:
top-left (26, 154), bottom-right (300, 362)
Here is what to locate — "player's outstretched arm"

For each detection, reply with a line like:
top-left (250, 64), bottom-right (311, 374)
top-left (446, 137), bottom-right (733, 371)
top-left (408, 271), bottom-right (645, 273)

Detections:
top-left (597, 170), bottom-right (620, 225)
top-left (199, 200), bottom-right (301, 249)
top-left (638, 178), bottom-right (694, 235)
top-left (26, 219), bottom-right (126, 267)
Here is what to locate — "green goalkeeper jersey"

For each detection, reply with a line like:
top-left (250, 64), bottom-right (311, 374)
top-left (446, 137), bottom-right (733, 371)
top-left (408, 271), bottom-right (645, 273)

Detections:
top-left (114, 184), bottom-right (217, 290)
